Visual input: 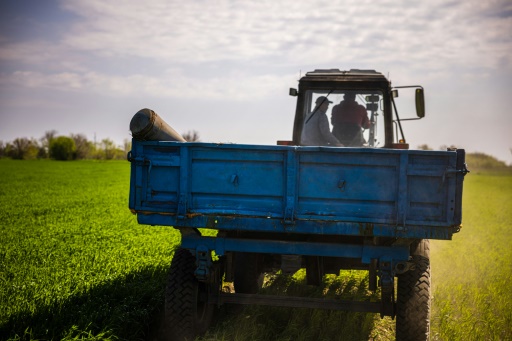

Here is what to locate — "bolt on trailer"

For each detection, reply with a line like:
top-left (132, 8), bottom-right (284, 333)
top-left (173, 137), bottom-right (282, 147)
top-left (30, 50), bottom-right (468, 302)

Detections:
top-left (128, 69), bottom-right (468, 341)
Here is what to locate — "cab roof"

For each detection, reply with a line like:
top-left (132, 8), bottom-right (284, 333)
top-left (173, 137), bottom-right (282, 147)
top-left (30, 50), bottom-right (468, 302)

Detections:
top-left (302, 69), bottom-right (389, 83)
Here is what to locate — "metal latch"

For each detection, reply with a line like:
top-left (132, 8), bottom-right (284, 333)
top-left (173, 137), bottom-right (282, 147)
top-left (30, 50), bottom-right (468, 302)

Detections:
top-left (442, 163), bottom-right (470, 184)
top-left (459, 163), bottom-right (470, 176)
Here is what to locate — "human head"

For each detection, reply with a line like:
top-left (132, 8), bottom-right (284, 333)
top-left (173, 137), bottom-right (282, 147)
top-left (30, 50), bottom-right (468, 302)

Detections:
top-left (315, 96), bottom-right (332, 107)
top-left (344, 92), bottom-right (357, 101)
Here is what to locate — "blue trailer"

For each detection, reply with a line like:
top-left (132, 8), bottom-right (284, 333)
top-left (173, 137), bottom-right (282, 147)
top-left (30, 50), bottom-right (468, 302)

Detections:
top-left (128, 69), bottom-right (468, 341)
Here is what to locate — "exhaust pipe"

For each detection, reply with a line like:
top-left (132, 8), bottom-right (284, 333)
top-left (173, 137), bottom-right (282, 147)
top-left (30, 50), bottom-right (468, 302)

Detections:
top-left (129, 108), bottom-right (186, 142)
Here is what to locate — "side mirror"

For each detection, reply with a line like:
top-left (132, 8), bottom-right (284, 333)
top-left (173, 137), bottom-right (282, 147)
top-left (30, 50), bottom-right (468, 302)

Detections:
top-left (289, 88), bottom-right (298, 97)
top-left (415, 88), bottom-right (425, 118)
top-left (391, 89), bottom-right (399, 98)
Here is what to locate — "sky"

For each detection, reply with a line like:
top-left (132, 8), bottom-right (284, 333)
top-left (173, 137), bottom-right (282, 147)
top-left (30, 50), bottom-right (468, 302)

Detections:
top-left (1, 0), bottom-right (511, 164)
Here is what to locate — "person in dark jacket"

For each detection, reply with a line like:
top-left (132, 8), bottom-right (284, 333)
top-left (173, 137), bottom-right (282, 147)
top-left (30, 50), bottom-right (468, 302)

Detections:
top-left (331, 92), bottom-right (371, 146)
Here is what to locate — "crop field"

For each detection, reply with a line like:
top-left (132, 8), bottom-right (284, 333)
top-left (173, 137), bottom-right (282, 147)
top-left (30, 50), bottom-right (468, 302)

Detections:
top-left (429, 170), bottom-right (512, 340)
top-left (0, 159), bottom-right (511, 340)
top-left (0, 160), bottom-right (179, 340)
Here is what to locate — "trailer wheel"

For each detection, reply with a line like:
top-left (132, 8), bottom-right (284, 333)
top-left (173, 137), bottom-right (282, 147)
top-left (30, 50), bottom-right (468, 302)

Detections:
top-left (234, 252), bottom-right (263, 294)
top-left (396, 239), bottom-right (431, 341)
top-left (164, 248), bottom-right (216, 341)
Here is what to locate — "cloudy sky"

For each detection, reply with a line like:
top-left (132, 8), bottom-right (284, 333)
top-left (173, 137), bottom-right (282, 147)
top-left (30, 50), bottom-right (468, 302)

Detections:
top-left (1, 0), bottom-right (511, 163)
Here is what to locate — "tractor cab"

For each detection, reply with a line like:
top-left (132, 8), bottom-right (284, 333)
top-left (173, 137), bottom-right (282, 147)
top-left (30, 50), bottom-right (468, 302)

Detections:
top-left (289, 69), bottom-right (425, 149)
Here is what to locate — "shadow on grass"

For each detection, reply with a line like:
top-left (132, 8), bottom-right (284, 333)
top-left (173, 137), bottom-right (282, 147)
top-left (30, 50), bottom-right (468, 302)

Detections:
top-left (1, 268), bottom-right (385, 341)
top-left (0, 266), bottom-right (169, 341)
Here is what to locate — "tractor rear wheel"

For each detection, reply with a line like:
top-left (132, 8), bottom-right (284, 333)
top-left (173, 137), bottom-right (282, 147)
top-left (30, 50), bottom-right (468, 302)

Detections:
top-left (396, 239), bottom-right (431, 341)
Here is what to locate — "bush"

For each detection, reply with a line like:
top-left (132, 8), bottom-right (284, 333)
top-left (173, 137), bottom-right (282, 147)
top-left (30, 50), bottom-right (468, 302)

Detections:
top-left (50, 136), bottom-right (76, 161)
top-left (466, 152), bottom-right (509, 169)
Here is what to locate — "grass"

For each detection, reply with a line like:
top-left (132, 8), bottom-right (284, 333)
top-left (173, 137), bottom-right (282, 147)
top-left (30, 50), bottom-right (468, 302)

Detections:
top-left (0, 160), bottom-right (180, 340)
top-left (0, 159), bottom-right (511, 340)
top-left (429, 171), bottom-right (512, 340)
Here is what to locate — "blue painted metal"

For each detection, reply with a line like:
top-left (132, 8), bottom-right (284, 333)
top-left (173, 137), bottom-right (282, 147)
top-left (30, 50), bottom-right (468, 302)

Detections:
top-left (129, 140), bottom-right (464, 240)
top-left (194, 244), bottom-right (212, 281)
top-left (180, 234), bottom-right (410, 264)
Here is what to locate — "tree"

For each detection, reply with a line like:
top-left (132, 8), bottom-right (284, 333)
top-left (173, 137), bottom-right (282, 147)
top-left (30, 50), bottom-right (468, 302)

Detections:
top-left (9, 138), bottom-right (40, 160)
top-left (439, 144), bottom-right (458, 151)
top-left (40, 130), bottom-right (58, 158)
top-left (25, 138), bottom-right (40, 160)
top-left (10, 138), bottom-right (32, 159)
top-left (101, 138), bottom-right (116, 160)
top-left (50, 136), bottom-right (76, 161)
top-left (123, 139), bottom-right (131, 154)
top-left (417, 144), bottom-right (432, 150)
top-left (2, 142), bottom-right (13, 159)
top-left (182, 130), bottom-right (201, 142)
top-left (71, 133), bottom-right (92, 159)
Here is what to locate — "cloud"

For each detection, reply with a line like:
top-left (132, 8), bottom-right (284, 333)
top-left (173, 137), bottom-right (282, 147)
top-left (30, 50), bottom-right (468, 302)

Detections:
top-left (2, 0), bottom-right (510, 84)
top-left (0, 1), bottom-right (510, 96)
top-left (53, 0), bottom-right (511, 73)
top-left (0, 0), bottom-right (508, 103)
top-left (0, 68), bottom-right (292, 101)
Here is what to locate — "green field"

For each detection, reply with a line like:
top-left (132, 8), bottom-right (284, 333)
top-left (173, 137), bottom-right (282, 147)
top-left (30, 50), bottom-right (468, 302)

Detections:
top-left (0, 160), bottom-right (511, 340)
top-left (0, 160), bottom-right (179, 340)
top-left (430, 171), bottom-right (512, 340)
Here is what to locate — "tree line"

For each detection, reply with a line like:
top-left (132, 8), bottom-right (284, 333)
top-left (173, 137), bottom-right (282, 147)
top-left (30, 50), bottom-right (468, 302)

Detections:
top-left (0, 130), bottom-right (201, 161)
top-left (418, 144), bottom-right (511, 169)
top-left (0, 130), bottom-right (130, 161)
top-left (2, 132), bottom-right (508, 168)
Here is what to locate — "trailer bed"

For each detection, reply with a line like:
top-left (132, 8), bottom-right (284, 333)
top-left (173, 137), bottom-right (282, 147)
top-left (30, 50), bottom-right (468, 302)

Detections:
top-left (129, 141), bottom-right (465, 240)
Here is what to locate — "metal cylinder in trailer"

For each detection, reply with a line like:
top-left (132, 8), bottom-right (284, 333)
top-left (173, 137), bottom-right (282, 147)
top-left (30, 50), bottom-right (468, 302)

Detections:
top-left (129, 108), bottom-right (187, 142)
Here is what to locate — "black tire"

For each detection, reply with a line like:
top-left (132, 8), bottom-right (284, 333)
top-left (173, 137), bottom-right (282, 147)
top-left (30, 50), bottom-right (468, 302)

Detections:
top-left (164, 248), bottom-right (215, 341)
top-left (396, 239), bottom-right (431, 341)
top-left (234, 252), bottom-right (263, 294)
